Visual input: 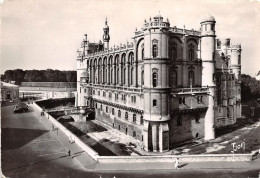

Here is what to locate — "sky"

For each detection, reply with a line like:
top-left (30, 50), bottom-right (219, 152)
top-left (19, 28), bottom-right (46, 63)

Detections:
top-left (1, 0), bottom-right (260, 77)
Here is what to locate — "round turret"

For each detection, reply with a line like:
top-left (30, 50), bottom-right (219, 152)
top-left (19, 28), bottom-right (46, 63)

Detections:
top-left (201, 14), bottom-right (215, 23)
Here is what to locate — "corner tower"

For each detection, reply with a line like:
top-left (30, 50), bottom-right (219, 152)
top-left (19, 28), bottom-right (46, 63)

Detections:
top-left (200, 14), bottom-right (216, 140)
top-left (142, 15), bottom-right (171, 152)
top-left (103, 18), bottom-right (110, 50)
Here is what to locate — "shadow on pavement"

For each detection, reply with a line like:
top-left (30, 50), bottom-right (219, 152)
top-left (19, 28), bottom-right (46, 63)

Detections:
top-left (3, 154), bottom-right (68, 172)
top-left (1, 128), bottom-right (49, 150)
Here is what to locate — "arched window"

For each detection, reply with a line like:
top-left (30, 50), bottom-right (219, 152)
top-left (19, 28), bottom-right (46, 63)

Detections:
top-left (188, 70), bottom-right (195, 87)
top-left (171, 42), bottom-right (177, 60)
top-left (112, 108), bottom-right (114, 115)
top-left (188, 44), bottom-right (195, 61)
top-left (110, 69), bottom-right (113, 84)
top-left (140, 116), bottom-right (144, 125)
top-left (117, 68), bottom-right (119, 84)
top-left (133, 114), bottom-right (136, 123)
top-left (152, 44), bottom-right (158, 58)
top-left (152, 72), bottom-right (158, 87)
top-left (133, 131), bottom-right (136, 138)
top-left (141, 70), bottom-right (144, 86)
top-left (123, 68), bottom-right (126, 84)
top-left (130, 68), bottom-right (133, 85)
top-left (125, 112), bottom-right (128, 120)
top-left (118, 110), bottom-right (121, 117)
top-left (173, 70), bottom-right (177, 88)
top-left (142, 48), bottom-right (144, 59)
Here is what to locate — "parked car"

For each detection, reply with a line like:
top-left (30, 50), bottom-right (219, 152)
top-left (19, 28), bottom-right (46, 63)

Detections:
top-left (13, 103), bottom-right (29, 113)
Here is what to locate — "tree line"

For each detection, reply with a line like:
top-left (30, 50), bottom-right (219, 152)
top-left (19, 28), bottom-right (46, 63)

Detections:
top-left (241, 73), bottom-right (260, 101)
top-left (1, 69), bottom-right (77, 85)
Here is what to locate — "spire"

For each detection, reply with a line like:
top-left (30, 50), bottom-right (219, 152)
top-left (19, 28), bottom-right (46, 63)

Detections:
top-left (105, 17), bottom-right (108, 25)
top-left (103, 17), bottom-right (110, 49)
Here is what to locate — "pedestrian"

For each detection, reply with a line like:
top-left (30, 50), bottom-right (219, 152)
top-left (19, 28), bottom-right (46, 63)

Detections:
top-left (174, 158), bottom-right (179, 169)
top-left (67, 150), bottom-right (71, 159)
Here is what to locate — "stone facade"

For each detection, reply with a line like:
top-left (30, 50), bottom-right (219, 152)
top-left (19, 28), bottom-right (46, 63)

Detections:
top-left (76, 14), bottom-right (242, 152)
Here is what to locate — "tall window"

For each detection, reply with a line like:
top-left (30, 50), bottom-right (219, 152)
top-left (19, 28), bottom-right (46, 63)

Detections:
top-left (153, 99), bottom-right (157, 107)
top-left (177, 116), bottom-right (182, 126)
top-left (188, 70), bottom-right (195, 87)
top-left (140, 116), bottom-right (144, 125)
top-left (173, 70), bottom-right (177, 88)
top-left (142, 48), bottom-right (144, 59)
top-left (125, 112), bottom-right (128, 120)
top-left (172, 42), bottom-right (177, 60)
top-left (118, 110), bottom-right (121, 117)
top-left (152, 44), bottom-right (158, 58)
top-left (130, 68), bottom-right (133, 85)
top-left (117, 68), bottom-right (119, 84)
top-left (141, 70), bottom-right (144, 86)
top-left (133, 114), bottom-right (136, 123)
top-left (112, 108), bottom-right (114, 115)
top-left (152, 72), bottom-right (158, 87)
top-left (188, 44), bottom-right (195, 61)
top-left (123, 68), bottom-right (126, 84)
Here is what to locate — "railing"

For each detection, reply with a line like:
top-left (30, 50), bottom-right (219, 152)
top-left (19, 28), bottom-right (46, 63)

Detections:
top-left (172, 87), bottom-right (209, 94)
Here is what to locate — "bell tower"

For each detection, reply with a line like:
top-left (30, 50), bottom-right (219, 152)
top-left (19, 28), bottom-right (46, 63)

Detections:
top-left (103, 18), bottom-right (110, 50)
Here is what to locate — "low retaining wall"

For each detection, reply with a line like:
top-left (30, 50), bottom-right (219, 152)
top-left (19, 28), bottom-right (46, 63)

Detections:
top-left (33, 100), bottom-right (256, 164)
top-left (96, 153), bottom-right (254, 163)
top-left (33, 102), bottom-right (99, 160)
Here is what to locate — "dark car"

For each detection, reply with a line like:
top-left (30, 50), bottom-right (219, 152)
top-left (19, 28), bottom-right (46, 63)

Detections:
top-left (13, 103), bottom-right (29, 113)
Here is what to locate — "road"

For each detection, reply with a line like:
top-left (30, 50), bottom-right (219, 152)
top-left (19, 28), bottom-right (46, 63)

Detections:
top-left (1, 103), bottom-right (260, 178)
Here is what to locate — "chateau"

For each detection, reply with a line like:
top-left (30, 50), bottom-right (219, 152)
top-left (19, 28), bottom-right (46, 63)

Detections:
top-left (76, 14), bottom-right (242, 152)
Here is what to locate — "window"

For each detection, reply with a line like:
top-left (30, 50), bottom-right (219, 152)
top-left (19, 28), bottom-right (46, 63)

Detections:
top-left (112, 108), bottom-right (114, 115)
top-left (152, 44), bottom-right (158, 58)
top-left (188, 70), bottom-right (195, 87)
top-left (140, 116), bottom-right (144, 125)
top-left (84, 89), bottom-right (86, 93)
top-left (211, 24), bottom-right (215, 31)
top-left (152, 72), bottom-right (158, 87)
top-left (133, 114), bottom-right (136, 123)
top-left (125, 112), bottom-right (128, 120)
top-left (195, 115), bottom-right (200, 123)
top-left (197, 96), bottom-right (203, 103)
top-left (142, 48), bottom-right (144, 59)
top-left (123, 68), bottom-right (126, 84)
top-left (153, 99), bottom-right (157, 107)
top-left (130, 68), bottom-right (133, 85)
top-left (171, 42), bottom-right (177, 60)
top-left (106, 106), bottom-right (108, 113)
top-left (95, 103), bottom-right (98, 109)
top-left (179, 97), bottom-right (185, 105)
top-left (177, 116), bottom-right (182, 126)
top-left (133, 131), bottom-right (136, 138)
top-left (103, 91), bottom-right (106, 97)
top-left (109, 92), bottom-right (112, 98)
top-left (188, 44), bottom-right (195, 61)
top-left (118, 110), bottom-right (121, 117)
top-left (141, 70), bottom-right (144, 86)
top-left (227, 107), bottom-right (230, 118)
top-left (98, 90), bottom-right (100, 96)
top-left (101, 104), bottom-right (103, 111)
top-left (172, 70), bottom-right (177, 88)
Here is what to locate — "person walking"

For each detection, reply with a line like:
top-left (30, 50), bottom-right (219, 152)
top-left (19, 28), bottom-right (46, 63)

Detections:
top-left (67, 150), bottom-right (71, 159)
top-left (174, 158), bottom-right (179, 169)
